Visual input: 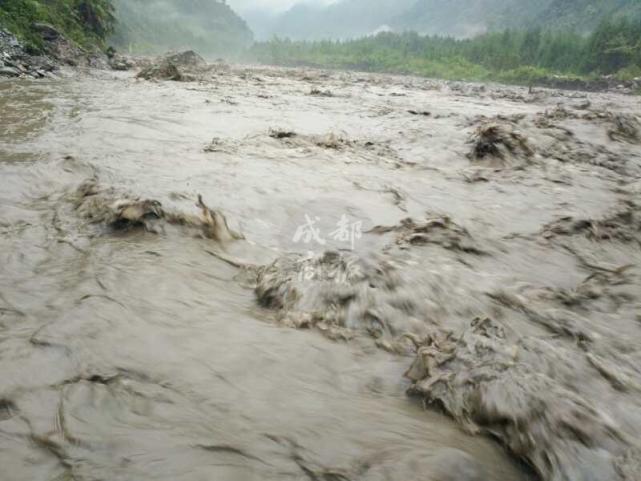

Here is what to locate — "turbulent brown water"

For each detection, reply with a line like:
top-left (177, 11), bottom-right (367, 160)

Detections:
top-left (1, 65), bottom-right (640, 481)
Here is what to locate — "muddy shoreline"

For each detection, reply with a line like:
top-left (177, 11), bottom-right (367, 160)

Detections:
top-left (1, 62), bottom-right (641, 481)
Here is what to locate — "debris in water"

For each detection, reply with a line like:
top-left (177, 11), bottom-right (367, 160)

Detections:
top-left (110, 199), bottom-right (164, 230)
top-left (266, 129), bottom-right (400, 164)
top-left (72, 180), bottom-right (243, 242)
top-left (255, 251), bottom-right (431, 349)
top-left (0, 399), bottom-right (17, 421)
top-left (73, 180), bottom-right (164, 231)
top-left (608, 114), bottom-right (640, 144)
top-left (542, 201), bottom-right (640, 243)
top-left (269, 128), bottom-right (297, 139)
top-left (314, 132), bottom-right (352, 150)
top-left (204, 137), bottom-right (228, 153)
top-left (368, 215), bottom-right (484, 254)
top-left (408, 110), bottom-right (431, 116)
top-left (468, 123), bottom-right (534, 167)
top-left (406, 316), bottom-right (630, 481)
top-left (196, 195), bottom-right (244, 242)
top-left (309, 87), bottom-right (334, 97)
top-left (383, 186), bottom-right (408, 212)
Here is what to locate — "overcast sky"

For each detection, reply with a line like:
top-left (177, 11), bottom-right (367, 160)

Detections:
top-left (227, 0), bottom-right (336, 14)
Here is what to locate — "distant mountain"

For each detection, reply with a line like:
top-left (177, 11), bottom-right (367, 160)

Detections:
top-left (395, 0), bottom-right (641, 36)
top-left (392, 0), bottom-right (553, 36)
top-left (267, 0), bottom-right (416, 40)
top-left (110, 0), bottom-right (253, 56)
top-left (264, 0), bottom-right (641, 40)
top-left (533, 0), bottom-right (641, 31)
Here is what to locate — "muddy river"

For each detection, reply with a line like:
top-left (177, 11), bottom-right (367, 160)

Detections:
top-left (1, 65), bottom-right (640, 481)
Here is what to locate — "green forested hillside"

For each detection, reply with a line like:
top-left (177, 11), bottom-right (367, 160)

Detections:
top-left (109, 0), bottom-right (253, 56)
top-left (534, 0), bottom-right (641, 31)
top-left (394, 0), bottom-right (554, 36)
top-left (263, 0), bottom-right (641, 40)
top-left (0, 0), bottom-right (252, 56)
top-left (395, 0), bottom-right (641, 36)
top-left (0, 0), bottom-right (115, 49)
top-left (251, 18), bottom-right (641, 86)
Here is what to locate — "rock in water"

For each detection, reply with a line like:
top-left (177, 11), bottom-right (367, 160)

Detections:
top-left (163, 51), bottom-right (207, 68)
top-left (137, 50), bottom-right (207, 81)
top-left (108, 53), bottom-right (135, 71)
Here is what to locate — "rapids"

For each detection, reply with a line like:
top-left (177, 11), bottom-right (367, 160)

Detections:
top-left (1, 65), bottom-right (640, 481)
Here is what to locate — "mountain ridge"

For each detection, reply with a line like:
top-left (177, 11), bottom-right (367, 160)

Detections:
top-left (110, 0), bottom-right (253, 56)
top-left (260, 0), bottom-right (641, 40)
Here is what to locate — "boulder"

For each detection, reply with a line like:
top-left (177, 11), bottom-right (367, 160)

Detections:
top-left (164, 50), bottom-right (207, 68)
top-left (137, 50), bottom-right (207, 81)
top-left (32, 23), bottom-right (61, 42)
top-left (0, 66), bottom-right (19, 77)
top-left (109, 53), bottom-right (136, 71)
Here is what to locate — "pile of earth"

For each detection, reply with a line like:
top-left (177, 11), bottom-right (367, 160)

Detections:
top-left (136, 50), bottom-right (209, 81)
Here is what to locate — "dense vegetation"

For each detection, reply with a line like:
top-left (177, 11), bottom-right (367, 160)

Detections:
top-left (2, 0), bottom-right (641, 85)
top-left (108, 0), bottom-right (252, 56)
top-left (0, 0), bottom-right (252, 56)
top-left (397, 0), bottom-right (641, 37)
top-left (250, 18), bottom-right (641, 84)
top-left (255, 0), bottom-right (641, 42)
top-left (0, 0), bottom-right (115, 49)
top-left (533, 0), bottom-right (641, 31)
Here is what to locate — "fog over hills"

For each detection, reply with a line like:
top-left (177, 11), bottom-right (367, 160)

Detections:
top-left (244, 0), bottom-right (641, 40)
top-left (268, 0), bottom-right (416, 40)
top-left (110, 0), bottom-right (253, 55)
